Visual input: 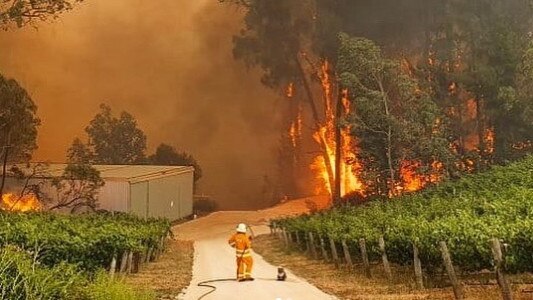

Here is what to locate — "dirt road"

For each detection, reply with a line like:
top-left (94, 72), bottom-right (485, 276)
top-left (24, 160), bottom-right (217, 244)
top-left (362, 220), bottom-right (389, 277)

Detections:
top-left (174, 196), bottom-right (337, 300)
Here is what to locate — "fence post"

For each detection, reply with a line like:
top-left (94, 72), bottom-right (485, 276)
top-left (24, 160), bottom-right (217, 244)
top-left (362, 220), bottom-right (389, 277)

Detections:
top-left (320, 236), bottom-right (329, 261)
top-left (109, 254), bottom-right (117, 278)
top-left (132, 252), bottom-right (141, 273)
top-left (329, 237), bottom-right (340, 267)
top-left (341, 239), bottom-right (353, 269)
top-left (282, 229), bottom-right (289, 249)
top-left (119, 251), bottom-right (128, 273)
top-left (287, 231), bottom-right (294, 244)
top-left (359, 238), bottom-right (371, 278)
top-left (142, 247), bottom-right (149, 263)
top-left (439, 241), bottom-right (463, 300)
top-left (309, 232), bottom-right (318, 259)
top-left (126, 251), bottom-right (134, 274)
top-left (304, 232), bottom-right (310, 255)
top-left (413, 244), bottom-right (424, 289)
top-left (379, 236), bottom-right (392, 282)
top-left (491, 238), bottom-right (513, 300)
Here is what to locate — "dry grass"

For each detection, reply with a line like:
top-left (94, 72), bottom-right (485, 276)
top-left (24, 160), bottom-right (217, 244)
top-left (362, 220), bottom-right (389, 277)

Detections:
top-left (253, 234), bottom-right (533, 300)
top-left (125, 239), bottom-right (194, 299)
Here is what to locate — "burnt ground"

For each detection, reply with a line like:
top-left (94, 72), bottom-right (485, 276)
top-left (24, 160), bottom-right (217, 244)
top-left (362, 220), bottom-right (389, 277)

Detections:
top-left (253, 234), bottom-right (533, 300)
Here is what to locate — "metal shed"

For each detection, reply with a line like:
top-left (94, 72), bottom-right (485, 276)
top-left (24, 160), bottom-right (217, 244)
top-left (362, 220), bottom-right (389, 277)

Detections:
top-left (3, 164), bottom-right (194, 220)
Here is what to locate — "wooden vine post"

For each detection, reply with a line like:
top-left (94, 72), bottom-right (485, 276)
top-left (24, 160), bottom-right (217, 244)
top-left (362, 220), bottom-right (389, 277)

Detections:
top-left (413, 244), bottom-right (424, 289)
top-left (119, 251), bottom-right (129, 273)
top-left (126, 251), bottom-right (134, 274)
top-left (359, 238), bottom-right (371, 278)
top-left (439, 241), bottom-right (463, 300)
top-left (319, 236), bottom-right (329, 260)
top-left (379, 236), bottom-right (392, 282)
top-left (109, 254), bottom-right (117, 278)
top-left (282, 229), bottom-right (289, 248)
top-left (491, 238), bottom-right (513, 300)
top-left (341, 239), bottom-right (353, 269)
top-left (329, 237), bottom-right (340, 267)
top-left (287, 231), bottom-right (294, 244)
top-left (309, 232), bottom-right (318, 259)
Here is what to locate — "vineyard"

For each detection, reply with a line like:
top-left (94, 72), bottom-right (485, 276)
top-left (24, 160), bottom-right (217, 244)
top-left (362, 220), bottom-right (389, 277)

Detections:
top-left (0, 212), bottom-right (171, 299)
top-left (273, 155), bottom-right (533, 296)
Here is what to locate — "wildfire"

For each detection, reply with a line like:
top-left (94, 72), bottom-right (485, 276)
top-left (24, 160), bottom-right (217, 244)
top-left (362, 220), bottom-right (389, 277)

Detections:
top-left (286, 82), bottom-right (302, 149)
top-left (311, 60), bottom-right (363, 197)
top-left (1, 193), bottom-right (41, 212)
top-left (485, 128), bottom-right (495, 154)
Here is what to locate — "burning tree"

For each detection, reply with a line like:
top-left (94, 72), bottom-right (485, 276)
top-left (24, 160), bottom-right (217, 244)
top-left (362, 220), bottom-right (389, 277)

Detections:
top-left (0, 74), bottom-right (40, 198)
top-left (228, 0), bottom-right (533, 202)
top-left (337, 34), bottom-right (451, 196)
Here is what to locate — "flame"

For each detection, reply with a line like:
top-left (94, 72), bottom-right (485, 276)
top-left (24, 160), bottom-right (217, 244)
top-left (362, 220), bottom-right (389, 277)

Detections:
top-left (1, 193), bottom-right (41, 212)
top-left (287, 82), bottom-right (302, 149)
top-left (286, 82), bottom-right (294, 98)
top-left (311, 60), bottom-right (364, 197)
top-left (396, 160), bottom-right (444, 194)
top-left (485, 128), bottom-right (495, 154)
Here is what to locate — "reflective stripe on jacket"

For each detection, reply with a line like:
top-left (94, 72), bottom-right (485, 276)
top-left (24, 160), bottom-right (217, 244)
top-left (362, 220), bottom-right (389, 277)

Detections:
top-left (228, 232), bottom-right (252, 257)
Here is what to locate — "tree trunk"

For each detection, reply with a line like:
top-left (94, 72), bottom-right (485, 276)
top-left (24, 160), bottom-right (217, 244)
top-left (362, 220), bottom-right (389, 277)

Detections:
top-left (0, 130), bottom-right (11, 198)
top-left (334, 86), bottom-right (343, 203)
top-left (295, 55), bottom-right (335, 197)
top-left (377, 78), bottom-right (396, 195)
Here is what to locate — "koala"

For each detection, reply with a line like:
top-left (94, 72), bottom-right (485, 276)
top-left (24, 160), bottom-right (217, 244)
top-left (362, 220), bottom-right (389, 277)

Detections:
top-left (277, 267), bottom-right (287, 281)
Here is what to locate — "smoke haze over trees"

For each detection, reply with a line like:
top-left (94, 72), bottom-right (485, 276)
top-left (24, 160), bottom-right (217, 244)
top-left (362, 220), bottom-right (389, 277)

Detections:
top-left (0, 0), bottom-right (281, 209)
top-left (3, 0), bottom-right (533, 207)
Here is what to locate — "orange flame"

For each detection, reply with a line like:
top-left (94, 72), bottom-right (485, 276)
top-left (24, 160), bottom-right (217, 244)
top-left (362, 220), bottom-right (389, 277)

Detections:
top-left (286, 82), bottom-right (294, 98)
top-left (311, 60), bottom-right (364, 197)
top-left (1, 193), bottom-right (41, 212)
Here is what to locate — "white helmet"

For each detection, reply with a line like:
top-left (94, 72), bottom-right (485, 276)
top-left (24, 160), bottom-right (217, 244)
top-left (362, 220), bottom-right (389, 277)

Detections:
top-left (236, 223), bottom-right (247, 233)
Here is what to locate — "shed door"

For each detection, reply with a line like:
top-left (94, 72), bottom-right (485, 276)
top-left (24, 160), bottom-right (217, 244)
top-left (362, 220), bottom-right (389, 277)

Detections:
top-left (130, 181), bottom-right (148, 218)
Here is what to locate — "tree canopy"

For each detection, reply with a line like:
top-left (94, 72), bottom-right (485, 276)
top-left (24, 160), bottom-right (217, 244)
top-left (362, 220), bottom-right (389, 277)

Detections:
top-left (0, 74), bottom-right (40, 197)
top-left (68, 104), bottom-right (147, 165)
top-left (148, 143), bottom-right (202, 183)
top-left (0, 0), bottom-right (83, 28)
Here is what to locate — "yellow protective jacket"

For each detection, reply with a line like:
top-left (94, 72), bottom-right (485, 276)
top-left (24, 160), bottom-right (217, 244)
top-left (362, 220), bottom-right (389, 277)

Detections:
top-left (228, 233), bottom-right (252, 258)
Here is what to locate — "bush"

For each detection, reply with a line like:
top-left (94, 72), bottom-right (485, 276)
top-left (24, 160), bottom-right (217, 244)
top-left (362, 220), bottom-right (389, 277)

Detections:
top-left (85, 272), bottom-right (155, 300)
top-left (0, 246), bottom-right (84, 300)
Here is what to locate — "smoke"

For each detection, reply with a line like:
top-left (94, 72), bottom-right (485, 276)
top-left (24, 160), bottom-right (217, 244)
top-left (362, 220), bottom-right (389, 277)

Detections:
top-left (0, 0), bottom-right (282, 209)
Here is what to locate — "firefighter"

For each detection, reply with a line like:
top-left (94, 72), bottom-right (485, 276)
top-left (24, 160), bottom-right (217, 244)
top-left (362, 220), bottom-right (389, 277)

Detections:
top-left (228, 223), bottom-right (254, 282)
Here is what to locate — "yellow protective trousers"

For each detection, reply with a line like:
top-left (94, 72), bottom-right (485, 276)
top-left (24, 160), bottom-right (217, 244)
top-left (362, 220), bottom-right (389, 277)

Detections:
top-left (236, 256), bottom-right (253, 279)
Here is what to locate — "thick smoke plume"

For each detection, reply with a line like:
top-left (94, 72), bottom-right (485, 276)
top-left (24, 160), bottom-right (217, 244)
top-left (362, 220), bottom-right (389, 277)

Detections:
top-left (0, 0), bottom-right (282, 209)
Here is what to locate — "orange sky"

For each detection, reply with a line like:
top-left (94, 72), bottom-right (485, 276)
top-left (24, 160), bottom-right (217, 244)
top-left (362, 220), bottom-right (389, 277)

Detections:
top-left (0, 0), bottom-right (282, 209)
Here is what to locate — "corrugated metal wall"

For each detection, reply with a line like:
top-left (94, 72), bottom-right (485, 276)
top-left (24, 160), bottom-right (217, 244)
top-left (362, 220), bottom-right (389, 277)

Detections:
top-left (95, 181), bottom-right (129, 211)
top-left (128, 171), bottom-right (194, 220)
top-left (3, 170), bottom-right (194, 220)
top-left (130, 181), bottom-right (148, 218)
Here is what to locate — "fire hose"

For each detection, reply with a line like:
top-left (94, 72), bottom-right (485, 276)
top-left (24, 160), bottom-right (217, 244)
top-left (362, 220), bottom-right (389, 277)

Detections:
top-left (196, 277), bottom-right (295, 300)
top-left (196, 278), bottom-right (237, 300)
